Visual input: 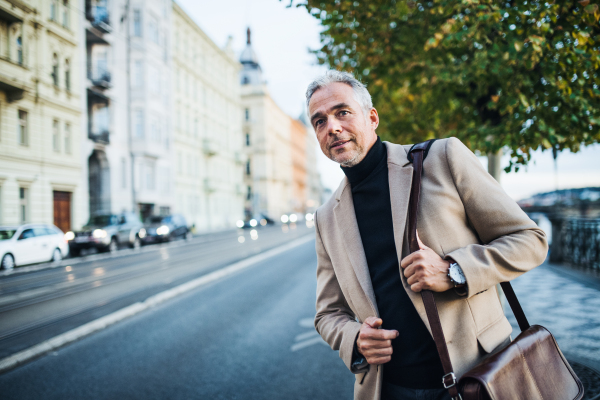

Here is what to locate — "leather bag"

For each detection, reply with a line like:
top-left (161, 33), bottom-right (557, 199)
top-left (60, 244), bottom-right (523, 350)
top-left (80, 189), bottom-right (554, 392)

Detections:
top-left (407, 140), bottom-right (584, 400)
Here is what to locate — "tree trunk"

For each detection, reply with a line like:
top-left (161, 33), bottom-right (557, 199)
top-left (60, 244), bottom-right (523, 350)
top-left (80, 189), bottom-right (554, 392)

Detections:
top-left (487, 149), bottom-right (503, 183)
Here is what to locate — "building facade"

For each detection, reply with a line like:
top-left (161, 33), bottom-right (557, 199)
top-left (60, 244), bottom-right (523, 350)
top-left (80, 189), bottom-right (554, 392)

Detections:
top-left (82, 0), bottom-right (173, 225)
top-left (172, 2), bottom-right (244, 232)
top-left (240, 29), bottom-right (295, 220)
top-left (0, 0), bottom-right (84, 232)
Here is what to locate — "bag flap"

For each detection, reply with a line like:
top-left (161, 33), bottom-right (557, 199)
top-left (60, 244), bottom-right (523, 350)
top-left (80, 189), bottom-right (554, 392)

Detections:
top-left (476, 317), bottom-right (512, 353)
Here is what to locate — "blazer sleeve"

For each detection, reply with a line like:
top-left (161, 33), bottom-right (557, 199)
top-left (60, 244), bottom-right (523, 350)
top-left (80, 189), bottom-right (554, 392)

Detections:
top-left (314, 211), bottom-right (366, 374)
top-left (443, 137), bottom-right (549, 298)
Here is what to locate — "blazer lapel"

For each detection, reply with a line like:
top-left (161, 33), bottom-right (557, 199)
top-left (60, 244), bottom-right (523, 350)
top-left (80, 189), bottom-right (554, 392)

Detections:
top-left (385, 142), bottom-right (430, 331)
top-left (333, 179), bottom-right (379, 317)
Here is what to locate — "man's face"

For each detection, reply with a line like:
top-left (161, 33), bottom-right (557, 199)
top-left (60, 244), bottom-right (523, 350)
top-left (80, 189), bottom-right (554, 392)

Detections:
top-left (308, 82), bottom-right (378, 167)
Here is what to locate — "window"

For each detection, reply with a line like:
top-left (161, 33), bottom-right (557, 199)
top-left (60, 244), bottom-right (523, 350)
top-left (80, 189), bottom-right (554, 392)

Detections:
top-left (62, 0), bottom-right (69, 27)
top-left (19, 187), bottom-right (28, 223)
top-left (53, 119), bottom-right (60, 152)
top-left (134, 110), bottom-right (144, 138)
top-left (18, 110), bottom-right (28, 146)
top-left (121, 158), bottom-right (127, 189)
top-left (134, 60), bottom-right (143, 88)
top-left (52, 53), bottom-right (59, 86)
top-left (50, 0), bottom-right (58, 21)
top-left (245, 133), bottom-right (250, 146)
top-left (245, 160), bottom-right (251, 176)
top-left (64, 59), bottom-right (70, 91)
top-left (151, 119), bottom-right (160, 142)
top-left (146, 163), bottom-right (155, 191)
top-left (194, 118), bottom-right (198, 138)
top-left (64, 123), bottom-right (71, 154)
top-left (245, 108), bottom-right (250, 121)
top-left (133, 10), bottom-right (142, 37)
top-left (16, 37), bottom-right (23, 65)
top-left (148, 16), bottom-right (159, 44)
top-left (246, 186), bottom-right (252, 201)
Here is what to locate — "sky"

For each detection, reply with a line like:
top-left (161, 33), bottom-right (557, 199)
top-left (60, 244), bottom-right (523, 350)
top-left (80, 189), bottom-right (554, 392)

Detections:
top-left (176, 0), bottom-right (599, 201)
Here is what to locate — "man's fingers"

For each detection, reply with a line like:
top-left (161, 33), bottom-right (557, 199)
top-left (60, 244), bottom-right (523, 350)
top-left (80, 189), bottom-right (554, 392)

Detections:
top-left (364, 317), bottom-right (382, 329)
top-left (361, 328), bottom-right (398, 341)
top-left (366, 356), bottom-right (392, 365)
top-left (416, 230), bottom-right (429, 250)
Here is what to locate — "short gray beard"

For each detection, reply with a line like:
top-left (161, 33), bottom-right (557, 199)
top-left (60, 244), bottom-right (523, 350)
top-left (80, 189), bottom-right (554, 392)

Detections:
top-left (331, 147), bottom-right (364, 167)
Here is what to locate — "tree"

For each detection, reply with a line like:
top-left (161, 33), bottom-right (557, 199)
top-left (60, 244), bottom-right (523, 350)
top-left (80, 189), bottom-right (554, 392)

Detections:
top-left (293, 0), bottom-right (600, 175)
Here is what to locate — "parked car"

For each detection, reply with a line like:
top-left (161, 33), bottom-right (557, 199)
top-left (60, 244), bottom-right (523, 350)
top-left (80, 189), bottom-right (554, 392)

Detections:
top-left (66, 213), bottom-right (143, 255)
top-left (0, 224), bottom-right (69, 270)
top-left (140, 214), bottom-right (190, 244)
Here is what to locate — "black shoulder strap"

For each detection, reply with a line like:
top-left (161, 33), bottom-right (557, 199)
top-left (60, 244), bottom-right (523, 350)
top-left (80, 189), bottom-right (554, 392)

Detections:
top-left (407, 139), bottom-right (438, 163)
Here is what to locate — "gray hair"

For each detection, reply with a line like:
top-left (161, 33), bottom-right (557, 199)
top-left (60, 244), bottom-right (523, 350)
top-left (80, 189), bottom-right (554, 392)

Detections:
top-left (305, 70), bottom-right (373, 117)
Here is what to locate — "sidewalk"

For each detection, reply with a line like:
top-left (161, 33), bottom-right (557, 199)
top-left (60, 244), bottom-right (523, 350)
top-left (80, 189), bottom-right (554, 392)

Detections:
top-left (506, 261), bottom-right (600, 373)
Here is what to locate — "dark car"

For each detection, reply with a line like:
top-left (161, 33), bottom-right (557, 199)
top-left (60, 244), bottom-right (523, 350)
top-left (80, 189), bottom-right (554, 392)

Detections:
top-left (67, 213), bottom-right (144, 256)
top-left (140, 214), bottom-right (190, 244)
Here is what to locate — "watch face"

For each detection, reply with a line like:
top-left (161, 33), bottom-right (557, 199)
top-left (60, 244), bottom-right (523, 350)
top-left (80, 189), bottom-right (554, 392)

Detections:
top-left (450, 265), bottom-right (466, 284)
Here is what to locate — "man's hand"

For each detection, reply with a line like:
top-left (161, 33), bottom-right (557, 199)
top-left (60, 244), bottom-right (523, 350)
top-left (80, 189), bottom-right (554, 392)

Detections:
top-left (356, 317), bottom-right (398, 365)
top-left (401, 231), bottom-right (453, 293)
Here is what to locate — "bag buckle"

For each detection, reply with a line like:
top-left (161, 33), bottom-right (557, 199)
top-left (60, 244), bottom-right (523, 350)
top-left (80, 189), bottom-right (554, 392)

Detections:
top-left (442, 372), bottom-right (457, 389)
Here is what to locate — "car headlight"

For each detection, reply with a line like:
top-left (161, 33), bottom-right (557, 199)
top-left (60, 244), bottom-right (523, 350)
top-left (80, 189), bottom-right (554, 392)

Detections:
top-left (305, 213), bottom-right (313, 221)
top-left (250, 219), bottom-right (257, 227)
top-left (281, 215), bottom-right (289, 223)
top-left (157, 225), bottom-right (170, 235)
top-left (139, 228), bottom-right (146, 238)
top-left (93, 229), bottom-right (107, 239)
top-left (236, 220), bottom-right (244, 228)
top-left (289, 214), bottom-right (298, 223)
top-left (65, 231), bottom-right (75, 241)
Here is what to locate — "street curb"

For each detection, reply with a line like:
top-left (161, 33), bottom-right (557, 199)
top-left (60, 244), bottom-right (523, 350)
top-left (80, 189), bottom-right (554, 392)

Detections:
top-left (0, 234), bottom-right (315, 374)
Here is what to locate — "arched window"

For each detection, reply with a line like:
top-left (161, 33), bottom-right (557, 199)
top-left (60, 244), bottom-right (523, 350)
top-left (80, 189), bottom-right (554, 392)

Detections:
top-left (64, 59), bottom-right (70, 91)
top-left (52, 53), bottom-right (59, 86)
top-left (16, 36), bottom-right (23, 65)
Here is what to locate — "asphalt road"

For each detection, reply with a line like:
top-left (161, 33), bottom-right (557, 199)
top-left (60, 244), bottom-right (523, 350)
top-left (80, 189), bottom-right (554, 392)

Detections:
top-left (0, 231), bottom-right (355, 399)
top-left (0, 224), bottom-right (315, 359)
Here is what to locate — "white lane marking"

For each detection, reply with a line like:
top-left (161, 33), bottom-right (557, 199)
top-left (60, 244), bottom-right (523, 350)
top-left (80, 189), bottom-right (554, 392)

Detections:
top-left (291, 336), bottom-right (328, 352)
top-left (0, 234), bottom-right (315, 373)
top-left (295, 330), bottom-right (319, 342)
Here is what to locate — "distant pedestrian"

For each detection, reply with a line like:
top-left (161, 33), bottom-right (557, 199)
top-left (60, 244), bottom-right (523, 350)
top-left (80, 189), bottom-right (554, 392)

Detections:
top-left (307, 70), bottom-right (548, 400)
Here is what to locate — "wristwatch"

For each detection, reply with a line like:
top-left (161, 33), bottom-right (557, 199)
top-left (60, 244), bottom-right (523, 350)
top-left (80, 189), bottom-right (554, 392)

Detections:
top-left (448, 262), bottom-right (466, 287)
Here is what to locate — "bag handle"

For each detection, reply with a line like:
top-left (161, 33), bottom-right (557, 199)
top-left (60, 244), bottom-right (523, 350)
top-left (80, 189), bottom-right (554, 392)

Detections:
top-left (407, 141), bottom-right (530, 399)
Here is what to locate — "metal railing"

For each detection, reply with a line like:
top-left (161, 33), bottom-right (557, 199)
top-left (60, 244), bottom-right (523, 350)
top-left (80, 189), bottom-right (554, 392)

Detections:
top-left (551, 218), bottom-right (600, 269)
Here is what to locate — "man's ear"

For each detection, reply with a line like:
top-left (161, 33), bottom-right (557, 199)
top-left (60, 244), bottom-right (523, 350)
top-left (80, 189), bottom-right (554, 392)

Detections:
top-left (369, 108), bottom-right (379, 129)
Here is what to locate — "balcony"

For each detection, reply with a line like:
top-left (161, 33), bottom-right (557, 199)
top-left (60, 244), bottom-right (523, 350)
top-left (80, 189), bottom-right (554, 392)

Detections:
top-left (204, 178), bottom-right (217, 193)
top-left (0, 56), bottom-right (28, 102)
top-left (89, 69), bottom-right (112, 89)
top-left (88, 130), bottom-right (110, 144)
top-left (86, 3), bottom-right (111, 34)
top-left (234, 152), bottom-right (246, 164)
top-left (202, 139), bottom-right (218, 156)
top-left (88, 87), bottom-right (110, 105)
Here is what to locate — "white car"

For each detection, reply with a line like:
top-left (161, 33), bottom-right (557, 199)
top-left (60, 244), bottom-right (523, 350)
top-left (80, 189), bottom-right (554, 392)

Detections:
top-left (0, 224), bottom-right (69, 270)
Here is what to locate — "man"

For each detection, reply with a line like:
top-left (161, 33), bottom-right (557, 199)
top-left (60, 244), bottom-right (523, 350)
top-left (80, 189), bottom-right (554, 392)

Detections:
top-left (308, 70), bottom-right (548, 400)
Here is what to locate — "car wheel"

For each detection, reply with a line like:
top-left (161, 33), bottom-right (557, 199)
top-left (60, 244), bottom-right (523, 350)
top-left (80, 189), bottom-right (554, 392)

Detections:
top-left (131, 236), bottom-right (141, 249)
top-left (108, 238), bottom-right (118, 253)
top-left (51, 248), bottom-right (62, 263)
top-left (1, 254), bottom-right (15, 270)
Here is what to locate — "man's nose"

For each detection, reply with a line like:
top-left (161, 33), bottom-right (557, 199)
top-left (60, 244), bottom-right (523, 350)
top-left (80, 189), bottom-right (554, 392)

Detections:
top-left (326, 117), bottom-right (342, 134)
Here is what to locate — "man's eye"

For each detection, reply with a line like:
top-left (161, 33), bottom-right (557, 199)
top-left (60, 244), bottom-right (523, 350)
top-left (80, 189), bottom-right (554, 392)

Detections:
top-left (315, 119), bottom-right (324, 127)
top-left (339, 110), bottom-right (349, 116)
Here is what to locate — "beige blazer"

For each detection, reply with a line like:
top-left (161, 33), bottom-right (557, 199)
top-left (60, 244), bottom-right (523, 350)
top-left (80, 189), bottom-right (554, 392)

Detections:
top-left (314, 138), bottom-right (548, 400)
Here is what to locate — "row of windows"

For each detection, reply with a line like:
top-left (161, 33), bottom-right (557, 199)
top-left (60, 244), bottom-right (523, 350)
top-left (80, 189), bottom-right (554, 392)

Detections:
top-left (50, 0), bottom-right (70, 29)
top-left (14, 110), bottom-right (71, 153)
top-left (52, 55), bottom-right (71, 91)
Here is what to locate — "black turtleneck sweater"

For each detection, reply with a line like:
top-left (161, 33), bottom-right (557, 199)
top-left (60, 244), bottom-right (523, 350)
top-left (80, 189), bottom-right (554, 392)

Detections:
top-left (342, 137), bottom-right (444, 389)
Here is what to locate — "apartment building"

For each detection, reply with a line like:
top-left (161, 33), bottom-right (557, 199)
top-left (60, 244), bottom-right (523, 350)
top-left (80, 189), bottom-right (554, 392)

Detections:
top-left (240, 29), bottom-right (294, 220)
top-left (172, 2), bottom-right (244, 231)
top-left (82, 0), bottom-right (173, 224)
top-left (0, 0), bottom-right (84, 232)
